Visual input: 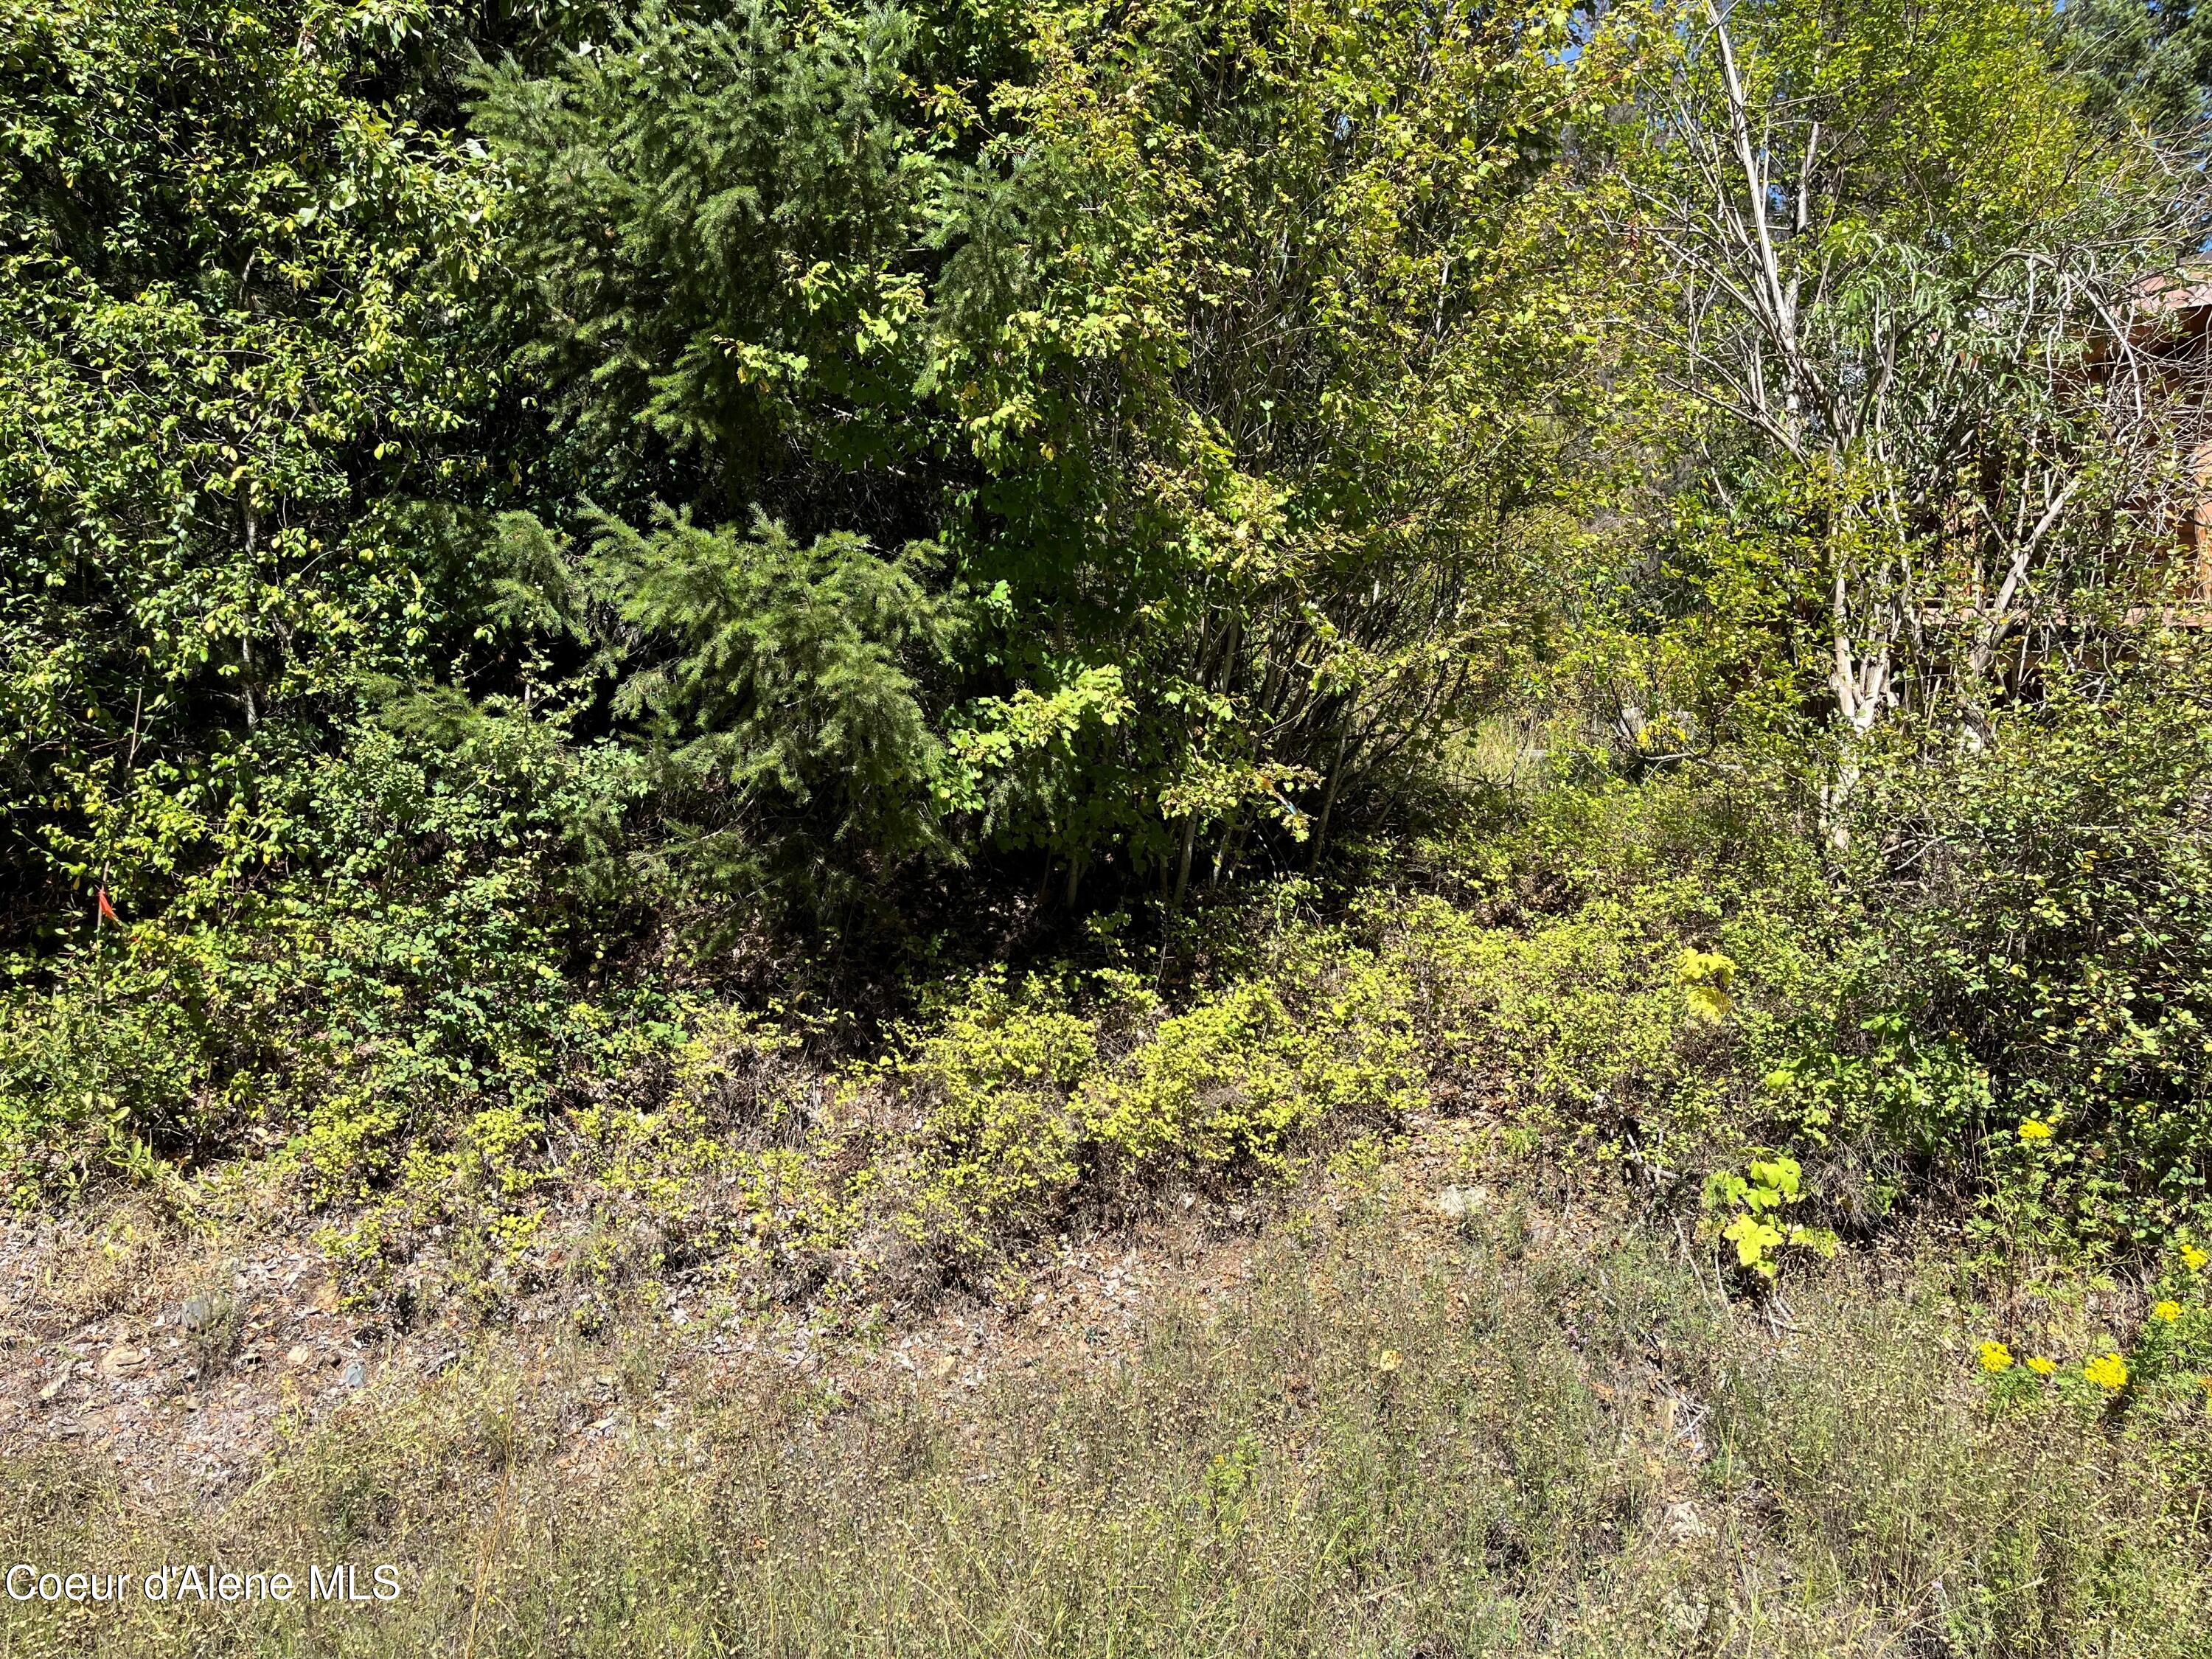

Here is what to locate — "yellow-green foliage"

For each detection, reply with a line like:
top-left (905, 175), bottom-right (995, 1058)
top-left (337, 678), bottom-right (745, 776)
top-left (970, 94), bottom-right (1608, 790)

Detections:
top-left (598, 1008), bottom-right (863, 1258)
top-left (1087, 982), bottom-right (1315, 1170)
top-left (302, 942), bottom-right (1424, 1297)
top-left (1703, 1152), bottom-right (1840, 1279)
top-left (1087, 959), bottom-right (1422, 1175)
top-left (888, 972), bottom-right (1102, 1254)
top-left (302, 873), bottom-right (1806, 1300)
top-left (1374, 891), bottom-right (1738, 1158)
top-left (319, 1005), bottom-right (866, 1310)
top-left (1677, 948), bottom-right (1737, 1023)
top-left (883, 944), bottom-right (1424, 1261)
top-left (272, 868), bottom-right (1840, 1308)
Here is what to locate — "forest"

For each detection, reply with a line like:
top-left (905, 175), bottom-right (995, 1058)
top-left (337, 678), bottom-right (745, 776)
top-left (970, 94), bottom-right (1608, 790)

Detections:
top-left (7, 0), bottom-right (2212, 1651)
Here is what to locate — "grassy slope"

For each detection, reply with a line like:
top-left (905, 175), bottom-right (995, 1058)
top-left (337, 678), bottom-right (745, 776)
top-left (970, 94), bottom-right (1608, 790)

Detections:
top-left (5, 1132), bottom-right (2210, 1658)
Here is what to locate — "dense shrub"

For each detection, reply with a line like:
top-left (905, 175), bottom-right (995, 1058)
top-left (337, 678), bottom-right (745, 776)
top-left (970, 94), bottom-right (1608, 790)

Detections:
top-left (0, 701), bottom-right (645, 1203)
top-left (1821, 661), bottom-right (2212, 1253)
top-left (881, 941), bottom-right (1422, 1265)
top-left (889, 972), bottom-right (1106, 1255)
top-left (0, 0), bottom-right (504, 925)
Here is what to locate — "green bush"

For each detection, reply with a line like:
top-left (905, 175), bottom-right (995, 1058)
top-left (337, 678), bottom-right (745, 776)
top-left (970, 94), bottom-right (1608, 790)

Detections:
top-left (1098, 939), bottom-right (1422, 1175)
top-left (874, 935), bottom-right (1424, 1264)
top-left (1801, 660), bottom-right (2212, 1253)
top-left (1369, 886), bottom-right (1750, 1186)
top-left (0, 701), bottom-right (648, 1203)
top-left (891, 971), bottom-right (1103, 1255)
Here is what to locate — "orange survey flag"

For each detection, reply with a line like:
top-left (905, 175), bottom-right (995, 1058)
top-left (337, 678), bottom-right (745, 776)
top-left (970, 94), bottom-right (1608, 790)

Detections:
top-left (96, 888), bottom-right (119, 925)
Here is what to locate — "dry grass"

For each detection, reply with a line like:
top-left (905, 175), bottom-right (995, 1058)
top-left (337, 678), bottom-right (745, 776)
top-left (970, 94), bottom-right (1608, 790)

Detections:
top-left (26, 1196), bottom-right (178, 1329)
top-left (4, 1169), bottom-right (2210, 1657)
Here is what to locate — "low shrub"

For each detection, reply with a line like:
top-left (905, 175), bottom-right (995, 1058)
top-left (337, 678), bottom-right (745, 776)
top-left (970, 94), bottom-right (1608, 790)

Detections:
top-left (880, 942), bottom-right (1425, 1266)
top-left (1368, 886), bottom-right (1756, 1192)
top-left (888, 971), bottom-right (1105, 1256)
top-left (1378, 653), bottom-right (2212, 1264)
top-left (1086, 953), bottom-right (1422, 1178)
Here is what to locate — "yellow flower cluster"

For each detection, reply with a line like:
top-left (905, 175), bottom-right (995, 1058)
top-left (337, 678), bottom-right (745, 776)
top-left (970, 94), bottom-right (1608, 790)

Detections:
top-left (2017, 1119), bottom-right (2054, 1142)
top-left (1983, 1340), bottom-right (2096, 1381)
top-left (2153, 1300), bottom-right (2183, 1324)
top-left (2083, 1352), bottom-right (2129, 1392)
top-left (2183, 1244), bottom-right (2209, 1273)
top-left (1992, 1346), bottom-right (2136, 1389)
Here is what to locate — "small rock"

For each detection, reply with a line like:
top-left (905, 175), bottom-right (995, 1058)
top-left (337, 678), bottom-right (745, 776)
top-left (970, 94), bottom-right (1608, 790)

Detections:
top-left (1436, 1183), bottom-right (1491, 1220)
top-left (285, 1344), bottom-right (315, 1368)
top-left (341, 1360), bottom-right (366, 1389)
top-left (38, 1363), bottom-right (71, 1402)
top-left (1665, 1500), bottom-right (1714, 1543)
top-left (97, 1345), bottom-right (149, 1379)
